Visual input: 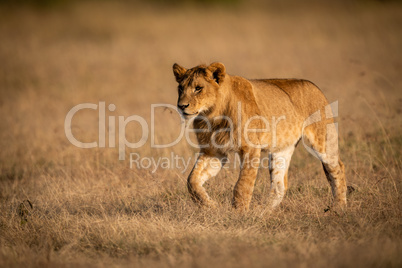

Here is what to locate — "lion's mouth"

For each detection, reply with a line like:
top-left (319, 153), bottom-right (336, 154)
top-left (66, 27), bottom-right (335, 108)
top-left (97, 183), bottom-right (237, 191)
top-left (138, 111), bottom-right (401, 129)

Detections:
top-left (183, 112), bottom-right (197, 116)
top-left (181, 111), bottom-right (198, 118)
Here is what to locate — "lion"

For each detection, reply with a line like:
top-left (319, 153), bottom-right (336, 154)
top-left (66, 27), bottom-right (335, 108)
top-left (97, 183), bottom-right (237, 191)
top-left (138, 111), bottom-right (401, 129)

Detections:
top-left (173, 62), bottom-right (347, 211)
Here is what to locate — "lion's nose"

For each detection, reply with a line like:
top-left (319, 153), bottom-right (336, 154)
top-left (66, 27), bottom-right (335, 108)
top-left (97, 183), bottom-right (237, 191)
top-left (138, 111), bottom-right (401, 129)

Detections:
top-left (178, 103), bottom-right (189, 111)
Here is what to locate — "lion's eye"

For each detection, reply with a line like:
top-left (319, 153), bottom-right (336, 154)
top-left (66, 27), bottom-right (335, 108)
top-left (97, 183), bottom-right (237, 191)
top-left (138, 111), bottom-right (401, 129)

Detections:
top-left (195, 86), bottom-right (203, 92)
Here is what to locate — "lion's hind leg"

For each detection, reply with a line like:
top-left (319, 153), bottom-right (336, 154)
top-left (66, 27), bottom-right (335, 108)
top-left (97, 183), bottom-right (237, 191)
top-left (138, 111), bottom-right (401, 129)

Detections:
top-left (322, 159), bottom-right (347, 209)
top-left (302, 118), bottom-right (347, 209)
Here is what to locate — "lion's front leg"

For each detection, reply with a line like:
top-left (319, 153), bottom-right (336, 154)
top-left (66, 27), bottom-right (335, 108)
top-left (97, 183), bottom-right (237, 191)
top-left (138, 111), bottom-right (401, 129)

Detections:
top-left (187, 153), bottom-right (225, 208)
top-left (232, 148), bottom-right (261, 211)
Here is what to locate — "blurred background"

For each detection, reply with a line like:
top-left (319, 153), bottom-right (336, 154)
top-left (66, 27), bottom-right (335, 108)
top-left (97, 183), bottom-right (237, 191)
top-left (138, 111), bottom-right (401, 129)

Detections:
top-left (0, 0), bottom-right (401, 266)
top-left (1, 0), bottom-right (401, 170)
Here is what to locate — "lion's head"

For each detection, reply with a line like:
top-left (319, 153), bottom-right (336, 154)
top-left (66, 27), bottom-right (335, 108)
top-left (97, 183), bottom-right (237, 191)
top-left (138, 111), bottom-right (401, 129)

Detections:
top-left (173, 62), bottom-right (226, 119)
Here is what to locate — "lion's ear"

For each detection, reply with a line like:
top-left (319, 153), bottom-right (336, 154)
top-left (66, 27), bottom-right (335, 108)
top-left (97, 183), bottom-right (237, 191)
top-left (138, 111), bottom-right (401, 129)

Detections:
top-left (173, 63), bottom-right (187, 83)
top-left (208, 62), bottom-right (226, 85)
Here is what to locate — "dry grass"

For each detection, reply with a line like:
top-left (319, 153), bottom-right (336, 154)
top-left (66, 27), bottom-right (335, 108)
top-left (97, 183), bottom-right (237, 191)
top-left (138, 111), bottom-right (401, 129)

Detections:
top-left (0, 1), bottom-right (401, 267)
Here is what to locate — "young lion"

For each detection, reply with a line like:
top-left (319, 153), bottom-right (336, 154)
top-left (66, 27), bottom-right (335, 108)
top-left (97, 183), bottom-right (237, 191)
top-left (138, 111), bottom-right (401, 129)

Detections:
top-left (173, 62), bottom-right (347, 211)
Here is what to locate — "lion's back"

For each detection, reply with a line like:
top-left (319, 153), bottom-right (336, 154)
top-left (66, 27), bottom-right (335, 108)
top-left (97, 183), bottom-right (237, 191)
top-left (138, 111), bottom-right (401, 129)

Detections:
top-left (250, 79), bottom-right (330, 119)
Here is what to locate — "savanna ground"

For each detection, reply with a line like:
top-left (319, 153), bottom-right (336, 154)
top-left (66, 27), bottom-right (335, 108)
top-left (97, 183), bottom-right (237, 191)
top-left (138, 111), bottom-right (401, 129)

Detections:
top-left (0, 0), bottom-right (401, 267)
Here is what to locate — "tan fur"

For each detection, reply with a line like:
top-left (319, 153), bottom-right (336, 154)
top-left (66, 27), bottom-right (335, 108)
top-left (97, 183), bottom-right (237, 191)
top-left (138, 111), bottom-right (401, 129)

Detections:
top-left (173, 62), bottom-right (347, 211)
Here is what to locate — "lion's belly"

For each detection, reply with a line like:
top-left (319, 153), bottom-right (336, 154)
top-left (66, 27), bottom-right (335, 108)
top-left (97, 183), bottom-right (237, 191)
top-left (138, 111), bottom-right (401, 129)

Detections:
top-left (258, 117), bottom-right (303, 153)
top-left (195, 118), bottom-right (302, 155)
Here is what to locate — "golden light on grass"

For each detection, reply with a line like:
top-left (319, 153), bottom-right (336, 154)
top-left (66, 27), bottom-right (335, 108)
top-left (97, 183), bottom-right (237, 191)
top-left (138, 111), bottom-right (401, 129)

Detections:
top-left (0, 1), bottom-right (401, 267)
